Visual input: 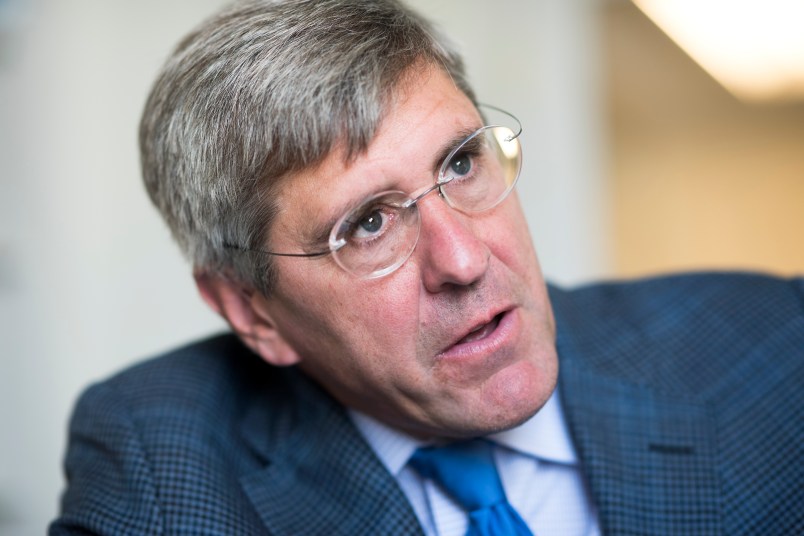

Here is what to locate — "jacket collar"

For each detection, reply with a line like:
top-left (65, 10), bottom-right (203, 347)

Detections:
top-left (237, 368), bottom-right (425, 536)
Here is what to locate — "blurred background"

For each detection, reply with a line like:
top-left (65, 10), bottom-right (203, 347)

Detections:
top-left (1, 0), bottom-right (802, 533)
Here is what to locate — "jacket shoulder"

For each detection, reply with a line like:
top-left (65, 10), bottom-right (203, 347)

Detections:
top-left (93, 333), bottom-right (270, 413)
top-left (553, 273), bottom-right (804, 534)
top-left (550, 271), bottom-right (804, 394)
top-left (52, 334), bottom-right (294, 535)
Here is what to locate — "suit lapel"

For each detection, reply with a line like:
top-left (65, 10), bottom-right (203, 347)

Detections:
top-left (237, 369), bottom-right (424, 536)
top-left (560, 358), bottom-right (722, 534)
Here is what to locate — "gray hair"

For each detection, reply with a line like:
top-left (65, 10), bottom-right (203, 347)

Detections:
top-left (139, 0), bottom-right (475, 294)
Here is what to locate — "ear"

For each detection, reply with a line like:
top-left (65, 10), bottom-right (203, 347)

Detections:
top-left (194, 270), bottom-right (301, 367)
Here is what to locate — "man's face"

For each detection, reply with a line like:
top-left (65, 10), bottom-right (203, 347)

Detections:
top-left (260, 67), bottom-right (558, 439)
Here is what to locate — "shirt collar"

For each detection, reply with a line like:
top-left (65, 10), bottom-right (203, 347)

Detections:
top-left (349, 409), bottom-right (425, 477)
top-left (348, 387), bottom-right (577, 477)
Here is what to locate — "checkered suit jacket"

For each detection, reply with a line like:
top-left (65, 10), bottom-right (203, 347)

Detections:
top-left (51, 272), bottom-right (804, 535)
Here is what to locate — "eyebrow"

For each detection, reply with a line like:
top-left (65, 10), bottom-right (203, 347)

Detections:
top-left (307, 212), bottom-right (341, 251)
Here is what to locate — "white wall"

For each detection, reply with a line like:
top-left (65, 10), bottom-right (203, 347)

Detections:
top-left (0, 1), bottom-right (608, 533)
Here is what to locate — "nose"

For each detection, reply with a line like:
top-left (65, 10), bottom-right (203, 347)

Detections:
top-left (415, 194), bottom-right (490, 293)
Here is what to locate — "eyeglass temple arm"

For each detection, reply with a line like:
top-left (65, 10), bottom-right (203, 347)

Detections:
top-left (477, 103), bottom-right (523, 141)
top-left (223, 242), bottom-right (331, 258)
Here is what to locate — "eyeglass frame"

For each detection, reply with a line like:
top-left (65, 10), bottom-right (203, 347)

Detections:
top-left (225, 103), bottom-right (523, 278)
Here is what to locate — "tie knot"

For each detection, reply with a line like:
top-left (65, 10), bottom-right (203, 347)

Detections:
top-left (409, 439), bottom-right (505, 511)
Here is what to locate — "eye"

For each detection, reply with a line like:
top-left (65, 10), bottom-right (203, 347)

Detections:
top-left (354, 209), bottom-right (385, 238)
top-left (345, 202), bottom-right (402, 242)
top-left (329, 190), bottom-right (416, 276)
top-left (441, 136), bottom-right (484, 185)
top-left (448, 152), bottom-right (472, 177)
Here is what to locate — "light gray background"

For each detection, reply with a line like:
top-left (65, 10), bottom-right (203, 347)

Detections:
top-left (0, 1), bottom-right (609, 533)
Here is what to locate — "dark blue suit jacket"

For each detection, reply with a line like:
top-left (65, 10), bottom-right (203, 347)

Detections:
top-left (51, 273), bottom-right (804, 535)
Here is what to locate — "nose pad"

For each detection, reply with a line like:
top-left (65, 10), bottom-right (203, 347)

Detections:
top-left (415, 195), bottom-right (490, 292)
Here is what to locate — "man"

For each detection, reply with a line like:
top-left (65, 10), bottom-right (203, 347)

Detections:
top-left (51, 0), bottom-right (803, 534)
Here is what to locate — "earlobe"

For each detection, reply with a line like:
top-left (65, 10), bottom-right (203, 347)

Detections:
top-left (194, 271), bottom-right (302, 367)
top-left (250, 320), bottom-right (303, 367)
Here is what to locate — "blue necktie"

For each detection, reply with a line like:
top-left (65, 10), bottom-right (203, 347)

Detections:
top-left (410, 439), bottom-right (534, 536)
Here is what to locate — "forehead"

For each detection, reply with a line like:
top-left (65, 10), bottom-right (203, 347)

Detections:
top-left (271, 68), bottom-right (482, 246)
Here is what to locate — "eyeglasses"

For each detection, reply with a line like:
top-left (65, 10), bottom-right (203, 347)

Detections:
top-left (231, 105), bottom-right (522, 279)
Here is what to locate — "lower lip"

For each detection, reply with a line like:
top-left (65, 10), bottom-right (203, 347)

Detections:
top-left (436, 308), bottom-right (518, 363)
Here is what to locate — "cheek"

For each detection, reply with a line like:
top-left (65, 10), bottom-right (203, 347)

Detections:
top-left (344, 272), bottom-right (423, 352)
top-left (482, 203), bottom-right (539, 272)
top-left (280, 267), bottom-right (424, 370)
top-left (292, 273), bottom-right (429, 410)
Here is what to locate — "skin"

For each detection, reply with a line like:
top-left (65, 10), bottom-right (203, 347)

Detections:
top-left (197, 66), bottom-right (559, 440)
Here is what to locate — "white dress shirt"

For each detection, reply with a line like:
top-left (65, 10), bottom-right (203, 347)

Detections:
top-left (349, 389), bottom-right (601, 536)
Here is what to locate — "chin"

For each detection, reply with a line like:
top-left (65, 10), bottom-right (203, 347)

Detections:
top-left (439, 361), bottom-right (557, 439)
top-left (440, 404), bottom-right (541, 440)
top-left (481, 357), bottom-right (557, 432)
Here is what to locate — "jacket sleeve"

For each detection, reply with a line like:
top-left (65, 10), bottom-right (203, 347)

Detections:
top-left (49, 382), bottom-right (164, 535)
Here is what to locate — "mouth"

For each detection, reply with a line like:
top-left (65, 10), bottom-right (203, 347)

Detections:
top-left (437, 309), bottom-right (514, 360)
top-left (455, 313), bottom-right (504, 345)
